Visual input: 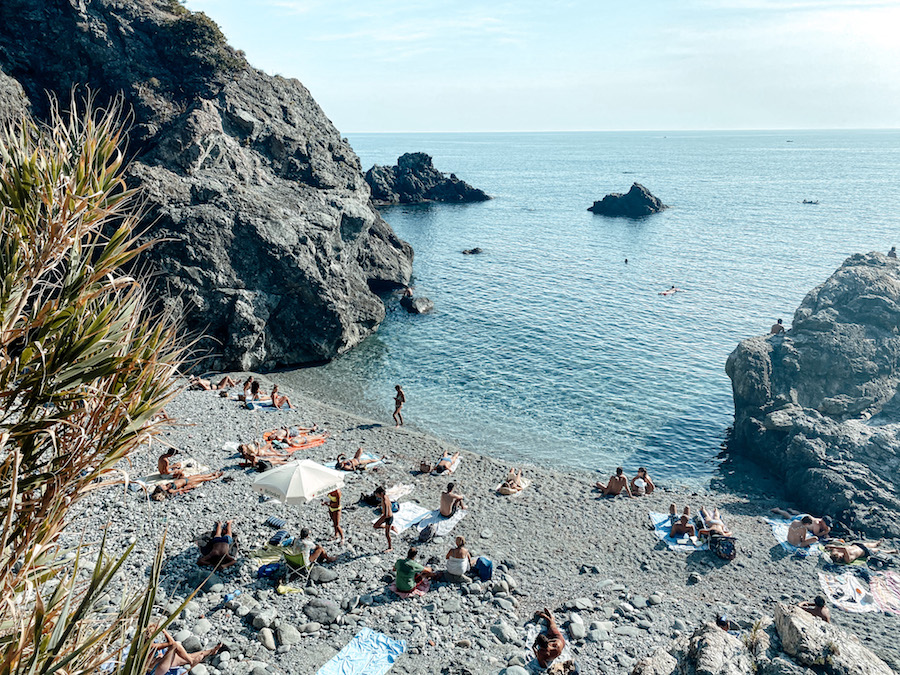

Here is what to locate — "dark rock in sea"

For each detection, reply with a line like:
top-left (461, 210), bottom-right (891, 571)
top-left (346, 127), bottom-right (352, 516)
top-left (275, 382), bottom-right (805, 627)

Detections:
top-left (726, 252), bottom-right (900, 537)
top-left (365, 153), bottom-right (490, 206)
top-left (462, 248), bottom-right (483, 255)
top-left (400, 295), bottom-right (434, 315)
top-left (0, 0), bottom-right (413, 370)
top-left (588, 182), bottom-right (667, 217)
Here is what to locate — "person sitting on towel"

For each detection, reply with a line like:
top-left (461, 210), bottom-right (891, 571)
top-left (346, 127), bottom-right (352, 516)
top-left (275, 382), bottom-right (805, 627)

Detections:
top-left (631, 467), bottom-right (655, 496)
top-left (335, 447), bottom-right (385, 471)
top-left (394, 547), bottom-right (433, 592)
top-left (433, 451), bottom-right (460, 475)
top-left (150, 471), bottom-right (224, 500)
top-left (440, 482), bottom-right (466, 517)
top-left (291, 528), bottom-right (335, 566)
top-left (197, 520), bottom-right (237, 568)
top-left (595, 467), bottom-right (633, 497)
top-left (787, 516), bottom-right (819, 548)
top-left (772, 508), bottom-right (832, 539)
top-left (443, 536), bottom-right (473, 583)
top-left (270, 384), bottom-right (294, 410)
top-left (532, 608), bottom-right (566, 669)
top-left (799, 596), bottom-right (831, 623)
top-left (157, 447), bottom-right (184, 478)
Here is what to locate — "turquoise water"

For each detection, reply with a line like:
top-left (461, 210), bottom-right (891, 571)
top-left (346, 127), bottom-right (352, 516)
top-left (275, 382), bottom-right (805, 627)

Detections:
top-left (282, 131), bottom-right (900, 484)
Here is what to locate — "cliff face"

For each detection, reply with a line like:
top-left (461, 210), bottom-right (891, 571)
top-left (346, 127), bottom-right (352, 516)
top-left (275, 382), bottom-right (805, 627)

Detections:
top-left (0, 0), bottom-right (412, 369)
top-left (726, 252), bottom-right (900, 537)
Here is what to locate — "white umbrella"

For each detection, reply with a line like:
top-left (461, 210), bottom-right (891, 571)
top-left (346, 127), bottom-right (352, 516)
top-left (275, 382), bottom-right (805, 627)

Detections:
top-left (251, 459), bottom-right (345, 505)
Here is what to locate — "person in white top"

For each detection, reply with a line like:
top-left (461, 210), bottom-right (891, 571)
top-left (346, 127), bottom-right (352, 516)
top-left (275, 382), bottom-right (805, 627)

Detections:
top-left (443, 536), bottom-right (473, 583)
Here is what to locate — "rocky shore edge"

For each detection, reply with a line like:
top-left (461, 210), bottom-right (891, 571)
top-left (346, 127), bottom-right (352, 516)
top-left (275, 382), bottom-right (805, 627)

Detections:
top-left (71, 379), bottom-right (900, 674)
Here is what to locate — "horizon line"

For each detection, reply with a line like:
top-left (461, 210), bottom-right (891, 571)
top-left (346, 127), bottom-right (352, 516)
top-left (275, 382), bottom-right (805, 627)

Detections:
top-left (344, 127), bottom-right (900, 135)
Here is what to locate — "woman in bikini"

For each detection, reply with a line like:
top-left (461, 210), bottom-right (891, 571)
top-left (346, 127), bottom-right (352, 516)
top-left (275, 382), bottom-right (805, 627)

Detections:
top-left (271, 384), bottom-right (294, 410)
top-left (150, 471), bottom-right (224, 500)
top-left (433, 451), bottom-right (460, 475)
top-left (393, 385), bottom-right (405, 427)
top-left (335, 447), bottom-right (385, 471)
top-left (324, 488), bottom-right (345, 544)
top-left (145, 627), bottom-right (223, 675)
top-left (699, 507), bottom-right (732, 536)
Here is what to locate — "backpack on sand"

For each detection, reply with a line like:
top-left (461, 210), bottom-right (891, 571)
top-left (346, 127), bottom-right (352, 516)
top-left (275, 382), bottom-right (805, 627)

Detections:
top-left (474, 556), bottom-right (494, 581)
top-left (418, 523), bottom-right (437, 543)
top-left (710, 535), bottom-right (737, 561)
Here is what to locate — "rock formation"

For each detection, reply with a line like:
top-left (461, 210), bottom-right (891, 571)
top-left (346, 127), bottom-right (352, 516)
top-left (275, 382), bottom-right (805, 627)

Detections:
top-left (0, 0), bottom-right (413, 370)
top-left (726, 253), bottom-right (900, 537)
top-left (588, 183), bottom-right (667, 217)
top-left (400, 294), bottom-right (434, 315)
top-left (633, 604), bottom-right (893, 675)
top-left (364, 152), bottom-right (490, 206)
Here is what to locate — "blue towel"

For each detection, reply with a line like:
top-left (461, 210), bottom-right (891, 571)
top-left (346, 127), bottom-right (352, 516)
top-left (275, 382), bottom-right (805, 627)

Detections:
top-left (316, 628), bottom-right (406, 675)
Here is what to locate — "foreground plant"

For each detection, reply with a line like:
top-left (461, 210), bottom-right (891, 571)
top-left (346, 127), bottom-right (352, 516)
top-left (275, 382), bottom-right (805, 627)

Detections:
top-left (0, 93), bottom-right (186, 675)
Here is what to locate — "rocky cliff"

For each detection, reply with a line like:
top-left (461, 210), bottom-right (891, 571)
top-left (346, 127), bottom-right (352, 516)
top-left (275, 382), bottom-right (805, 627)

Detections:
top-left (726, 252), bottom-right (900, 537)
top-left (364, 152), bottom-right (490, 206)
top-left (0, 0), bottom-right (412, 370)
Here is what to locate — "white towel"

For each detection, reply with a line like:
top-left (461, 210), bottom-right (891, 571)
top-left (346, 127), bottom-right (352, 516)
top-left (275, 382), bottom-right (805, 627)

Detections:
top-left (415, 509), bottom-right (467, 537)
top-left (649, 512), bottom-right (708, 552)
top-left (372, 502), bottom-right (430, 533)
top-left (767, 517), bottom-right (822, 556)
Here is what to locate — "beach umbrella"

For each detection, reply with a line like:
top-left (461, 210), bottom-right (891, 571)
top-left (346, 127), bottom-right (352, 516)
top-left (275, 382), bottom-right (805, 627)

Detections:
top-left (251, 459), bottom-right (344, 505)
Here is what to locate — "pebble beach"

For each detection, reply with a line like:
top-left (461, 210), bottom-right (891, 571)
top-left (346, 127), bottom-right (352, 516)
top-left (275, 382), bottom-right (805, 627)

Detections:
top-left (68, 377), bottom-right (900, 674)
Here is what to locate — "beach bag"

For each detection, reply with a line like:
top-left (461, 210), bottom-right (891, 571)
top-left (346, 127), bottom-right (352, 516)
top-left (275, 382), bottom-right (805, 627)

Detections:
top-left (474, 556), bottom-right (494, 581)
top-left (256, 459), bottom-right (274, 472)
top-left (710, 535), bottom-right (737, 561)
top-left (418, 523), bottom-right (437, 543)
top-left (391, 500), bottom-right (400, 513)
top-left (256, 563), bottom-right (282, 578)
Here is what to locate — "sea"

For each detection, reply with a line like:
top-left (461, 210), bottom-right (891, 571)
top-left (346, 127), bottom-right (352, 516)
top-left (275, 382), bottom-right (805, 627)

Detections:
top-left (281, 130), bottom-right (900, 486)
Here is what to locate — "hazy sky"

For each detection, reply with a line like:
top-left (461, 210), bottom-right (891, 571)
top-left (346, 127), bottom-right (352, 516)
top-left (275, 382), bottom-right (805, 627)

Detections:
top-left (185, 0), bottom-right (900, 132)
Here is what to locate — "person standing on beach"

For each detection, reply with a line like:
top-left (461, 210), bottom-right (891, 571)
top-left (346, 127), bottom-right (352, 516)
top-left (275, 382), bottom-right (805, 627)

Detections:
top-left (771, 318), bottom-right (785, 335)
top-left (393, 385), bottom-right (406, 427)
top-left (373, 486), bottom-right (397, 552)
top-left (324, 488), bottom-right (345, 544)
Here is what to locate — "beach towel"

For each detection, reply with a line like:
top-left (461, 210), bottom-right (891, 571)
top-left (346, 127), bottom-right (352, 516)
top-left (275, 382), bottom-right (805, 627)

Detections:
top-left (432, 455), bottom-right (461, 474)
top-left (817, 571), bottom-right (879, 613)
top-left (385, 483), bottom-right (414, 501)
top-left (373, 502), bottom-right (430, 533)
top-left (496, 477), bottom-right (530, 495)
top-left (870, 571), bottom-right (900, 615)
top-left (315, 627), bottom-right (406, 675)
top-left (524, 625), bottom-right (576, 673)
top-left (414, 508), bottom-right (467, 537)
top-left (767, 517), bottom-right (823, 556)
top-left (248, 544), bottom-right (289, 565)
top-left (128, 461), bottom-right (211, 492)
top-left (324, 452), bottom-right (384, 472)
top-left (649, 512), bottom-right (708, 552)
top-left (388, 578), bottom-right (430, 598)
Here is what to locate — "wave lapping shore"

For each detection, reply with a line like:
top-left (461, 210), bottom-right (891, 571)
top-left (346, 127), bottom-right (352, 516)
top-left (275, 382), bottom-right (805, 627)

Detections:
top-left (70, 380), bottom-right (900, 674)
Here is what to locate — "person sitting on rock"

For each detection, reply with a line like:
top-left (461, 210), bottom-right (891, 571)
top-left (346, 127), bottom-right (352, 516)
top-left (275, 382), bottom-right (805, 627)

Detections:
top-left (146, 627), bottom-right (223, 675)
top-left (825, 540), bottom-right (898, 564)
top-left (150, 471), bottom-right (224, 500)
top-left (532, 608), bottom-right (566, 669)
top-left (270, 384), bottom-right (294, 410)
top-left (291, 527), bottom-right (335, 566)
top-left (770, 318), bottom-right (785, 334)
top-left (197, 520), bottom-right (237, 568)
top-left (335, 447), bottom-right (384, 471)
top-left (595, 467), bottom-right (633, 497)
top-left (443, 536), bottom-right (473, 583)
top-left (799, 596), bottom-right (831, 623)
top-left (787, 516), bottom-right (819, 548)
top-left (631, 467), bottom-right (655, 496)
top-left (394, 547), bottom-right (433, 593)
top-left (157, 447), bottom-right (184, 479)
top-left (498, 468), bottom-right (525, 495)
top-left (889, 246), bottom-right (897, 259)
top-left (699, 507), bottom-right (732, 536)
top-left (440, 482), bottom-right (466, 517)
top-left (715, 614), bottom-right (732, 632)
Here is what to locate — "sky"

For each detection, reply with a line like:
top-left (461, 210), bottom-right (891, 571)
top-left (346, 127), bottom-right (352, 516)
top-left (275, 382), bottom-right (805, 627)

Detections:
top-left (184, 0), bottom-right (900, 132)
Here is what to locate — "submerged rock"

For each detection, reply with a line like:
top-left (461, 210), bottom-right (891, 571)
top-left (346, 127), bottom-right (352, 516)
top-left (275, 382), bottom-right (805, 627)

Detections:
top-left (365, 153), bottom-right (490, 206)
top-left (0, 0), bottom-right (413, 370)
top-left (726, 252), bottom-right (900, 537)
top-left (588, 183), bottom-right (667, 217)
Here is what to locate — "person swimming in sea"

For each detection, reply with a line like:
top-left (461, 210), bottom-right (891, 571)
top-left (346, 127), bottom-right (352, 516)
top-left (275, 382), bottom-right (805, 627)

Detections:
top-left (659, 285), bottom-right (682, 296)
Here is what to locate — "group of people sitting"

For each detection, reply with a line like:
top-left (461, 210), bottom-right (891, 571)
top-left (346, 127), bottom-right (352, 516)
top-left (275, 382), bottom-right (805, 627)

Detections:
top-left (668, 504), bottom-right (732, 539)
top-left (188, 374), bottom-right (294, 410)
top-left (595, 466), bottom-right (655, 497)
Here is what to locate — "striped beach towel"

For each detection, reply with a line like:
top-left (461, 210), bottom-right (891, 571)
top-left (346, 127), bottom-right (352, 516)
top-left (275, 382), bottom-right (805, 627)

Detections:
top-left (870, 571), bottom-right (900, 615)
top-left (316, 628), bottom-right (405, 675)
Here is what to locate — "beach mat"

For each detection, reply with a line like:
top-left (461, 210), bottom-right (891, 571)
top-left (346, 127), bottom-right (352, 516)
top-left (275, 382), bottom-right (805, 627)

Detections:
top-left (386, 484), bottom-right (414, 501)
top-left (248, 544), bottom-right (289, 565)
top-left (373, 502), bottom-right (430, 533)
top-left (871, 571), bottom-right (900, 615)
top-left (817, 571), bottom-right (879, 613)
top-left (316, 627), bottom-right (406, 675)
top-left (766, 517), bottom-right (823, 556)
top-left (649, 512), bottom-right (708, 552)
top-left (415, 509), bottom-right (467, 537)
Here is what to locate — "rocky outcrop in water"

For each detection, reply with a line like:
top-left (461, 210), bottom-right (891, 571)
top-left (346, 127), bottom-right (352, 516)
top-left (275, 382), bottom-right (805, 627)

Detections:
top-left (364, 152), bottom-right (490, 206)
top-left (726, 252), bottom-right (900, 537)
top-left (633, 604), bottom-right (893, 675)
top-left (588, 183), bottom-right (667, 217)
top-left (400, 294), bottom-right (434, 315)
top-left (0, 0), bottom-right (413, 370)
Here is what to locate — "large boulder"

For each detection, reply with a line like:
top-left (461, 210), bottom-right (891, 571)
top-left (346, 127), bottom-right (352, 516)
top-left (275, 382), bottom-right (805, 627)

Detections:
top-left (364, 152), bottom-right (490, 205)
top-left (726, 252), bottom-right (900, 537)
top-left (0, 0), bottom-right (412, 370)
top-left (588, 182), bottom-right (667, 217)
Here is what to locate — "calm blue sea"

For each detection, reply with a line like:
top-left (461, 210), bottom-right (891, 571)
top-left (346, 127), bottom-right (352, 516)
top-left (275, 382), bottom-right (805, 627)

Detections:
top-left (281, 131), bottom-right (900, 486)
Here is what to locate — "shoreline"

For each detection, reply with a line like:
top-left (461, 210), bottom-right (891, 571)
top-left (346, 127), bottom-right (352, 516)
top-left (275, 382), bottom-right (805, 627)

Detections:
top-left (74, 375), bottom-right (900, 674)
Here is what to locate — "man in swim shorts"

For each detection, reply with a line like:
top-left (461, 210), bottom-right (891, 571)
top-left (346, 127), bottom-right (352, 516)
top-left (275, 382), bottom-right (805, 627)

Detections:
top-left (596, 467), bottom-right (633, 497)
top-left (197, 520), bottom-right (237, 568)
top-left (440, 482), bottom-right (466, 517)
top-left (157, 447), bottom-right (184, 478)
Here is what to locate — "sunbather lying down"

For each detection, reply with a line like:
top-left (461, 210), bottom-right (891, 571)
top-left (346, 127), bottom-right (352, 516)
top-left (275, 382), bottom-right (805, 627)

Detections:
top-left (498, 468), bottom-right (525, 495)
top-left (699, 507), bottom-right (732, 536)
top-left (188, 374), bottom-right (237, 391)
top-left (146, 627), bottom-right (223, 675)
top-left (264, 424), bottom-right (319, 443)
top-left (238, 442), bottom-right (289, 469)
top-left (825, 540), bottom-right (898, 564)
top-left (426, 451), bottom-right (460, 475)
top-left (335, 448), bottom-right (385, 471)
top-left (151, 471), bottom-right (224, 500)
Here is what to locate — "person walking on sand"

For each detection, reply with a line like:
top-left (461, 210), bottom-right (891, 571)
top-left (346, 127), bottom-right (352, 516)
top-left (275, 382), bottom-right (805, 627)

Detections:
top-left (771, 318), bottom-right (785, 335)
top-left (595, 467), bottom-right (633, 497)
top-left (373, 486), bottom-right (397, 552)
top-left (324, 488), bottom-right (345, 544)
top-left (393, 385), bottom-right (406, 427)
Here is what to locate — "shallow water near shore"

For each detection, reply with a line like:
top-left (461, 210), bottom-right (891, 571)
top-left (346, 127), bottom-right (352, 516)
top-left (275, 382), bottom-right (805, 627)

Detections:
top-left (281, 130), bottom-right (900, 485)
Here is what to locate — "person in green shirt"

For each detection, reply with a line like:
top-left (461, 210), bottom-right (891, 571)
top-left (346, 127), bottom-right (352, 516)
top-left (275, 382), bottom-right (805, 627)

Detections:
top-left (394, 547), bottom-right (433, 592)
